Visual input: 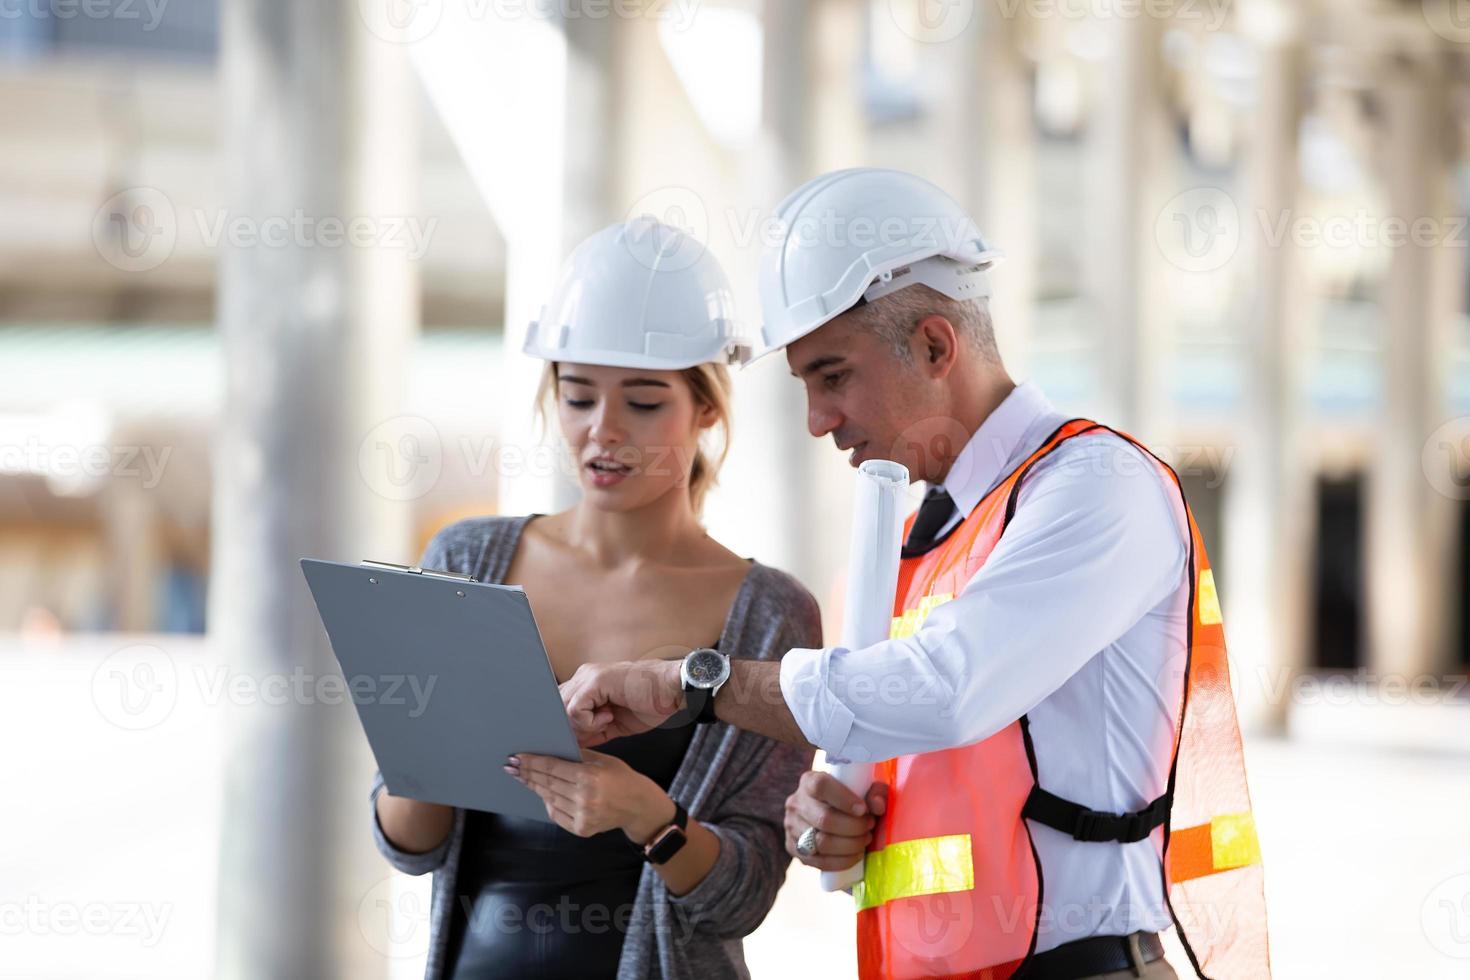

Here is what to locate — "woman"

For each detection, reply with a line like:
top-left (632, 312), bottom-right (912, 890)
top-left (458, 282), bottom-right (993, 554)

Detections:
top-left (370, 219), bottom-right (824, 979)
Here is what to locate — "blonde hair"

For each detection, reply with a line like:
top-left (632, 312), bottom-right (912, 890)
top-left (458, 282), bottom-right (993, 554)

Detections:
top-left (535, 361), bottom-right (733, 516)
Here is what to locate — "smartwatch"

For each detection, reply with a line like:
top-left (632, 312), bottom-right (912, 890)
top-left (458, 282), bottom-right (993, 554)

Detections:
top-left (680, 647), bottom-right (731, 724)
top-left (643, 800), bottom-right (690, 865)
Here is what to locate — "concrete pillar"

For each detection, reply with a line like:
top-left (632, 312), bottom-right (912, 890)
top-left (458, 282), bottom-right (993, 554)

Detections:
top-left (1083, 10), bottom-right (1171, 439)
top-left (728, 0), bottom-right (823, 587)
top-left (806, 0), bottom-right (871, 610)
top-left (1366, 50), bottom-right (1459, 682)
top-left (498, 15), bottom-right (623, 516)
top-left (929, 3), bottom-right (1037, 375)
top-left (211, 2), bottom-right (416, 976)
top-left (560, 16), bottom-right (623, 249)
top-left (1219, 22), bottom-right (1311, 733)
top-left (103, 477), bottom-right (160, 631)
top-left (407, 11), bottom-right (607, 517)
top-left (809, 0), bottom-right (865, 174)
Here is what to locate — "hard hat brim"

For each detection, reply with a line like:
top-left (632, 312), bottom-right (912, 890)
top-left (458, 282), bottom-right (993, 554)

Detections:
top-left (750, 249), bottom-right (1003, 363)
top-left (523, 326), bottom-right (750, 371)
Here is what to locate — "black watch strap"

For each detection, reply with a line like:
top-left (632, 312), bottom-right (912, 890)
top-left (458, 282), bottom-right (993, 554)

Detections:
top-left (685, 685), bottom-right (719, 724)
top-left (643, 800), bottom-right (690, 865)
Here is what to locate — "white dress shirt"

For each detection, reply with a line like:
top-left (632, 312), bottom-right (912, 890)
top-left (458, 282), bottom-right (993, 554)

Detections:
top-left (779, 381), bottom-right (1190, 952)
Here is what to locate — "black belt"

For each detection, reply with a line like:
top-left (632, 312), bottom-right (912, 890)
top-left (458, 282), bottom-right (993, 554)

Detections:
top-left (1024, 931), bottom-right (1165, 980)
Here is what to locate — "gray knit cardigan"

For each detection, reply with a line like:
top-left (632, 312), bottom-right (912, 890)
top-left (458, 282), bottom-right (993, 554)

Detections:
top-left (369, 515), bottom-right (820, 979)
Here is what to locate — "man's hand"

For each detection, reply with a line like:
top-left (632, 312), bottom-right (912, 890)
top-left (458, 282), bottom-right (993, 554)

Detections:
top-left (560, 659), bottom-right (684, 747)
top-left (783, 771), bottom-right (889, 872)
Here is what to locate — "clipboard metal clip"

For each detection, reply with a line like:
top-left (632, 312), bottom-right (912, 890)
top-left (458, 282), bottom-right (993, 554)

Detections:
top-left (360, 559), bottom-right (479, 583)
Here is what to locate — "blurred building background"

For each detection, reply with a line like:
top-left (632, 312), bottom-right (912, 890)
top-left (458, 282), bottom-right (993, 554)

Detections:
top-left (3, 0), bottom-right (1469, 977)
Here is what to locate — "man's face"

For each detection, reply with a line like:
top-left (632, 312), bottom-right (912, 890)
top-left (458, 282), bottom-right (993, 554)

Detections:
top-left (785, 310), bottom-right (938, 475)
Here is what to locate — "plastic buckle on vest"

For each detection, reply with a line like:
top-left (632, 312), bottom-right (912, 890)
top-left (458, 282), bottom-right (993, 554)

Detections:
top-left (1024, 785), bottom-right (1171, 844)
top-left (1071, 808), bottom-right (1111, 843)
top-left (1070, 806), bottom-right (1157, 843)
top-left (1119, 811), bottom-right (1151, 843)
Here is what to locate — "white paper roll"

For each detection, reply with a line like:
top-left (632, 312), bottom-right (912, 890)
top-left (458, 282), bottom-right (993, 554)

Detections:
top-left (819, 458), bottom-right (909, 892)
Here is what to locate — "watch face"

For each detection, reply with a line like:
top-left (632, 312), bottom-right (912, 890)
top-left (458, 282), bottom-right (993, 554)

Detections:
top-left (684, 648), bottom-right (727, 688)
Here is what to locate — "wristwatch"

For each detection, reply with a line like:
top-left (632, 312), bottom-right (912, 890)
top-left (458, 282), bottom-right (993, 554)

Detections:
top-left (680, 647), bottom-right (731, 724)
top-left (643, 800), bottom-right (690, 865)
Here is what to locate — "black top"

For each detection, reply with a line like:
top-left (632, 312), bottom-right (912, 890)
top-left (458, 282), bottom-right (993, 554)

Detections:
top-left (444, 714), bottom-right (698, 979)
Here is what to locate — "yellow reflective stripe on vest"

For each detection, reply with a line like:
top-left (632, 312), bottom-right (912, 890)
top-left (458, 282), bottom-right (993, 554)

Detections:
top-left (1169, 811), bottom-right (1262, 883)
top-left (888, 592), bottom-right (955, 639)
top-left (1210, 812), bottom-right (1261, 871)
top-left (1197, 569), bottom-right (1223, 625)
top-left (853, 834), bottom-right (974, 911)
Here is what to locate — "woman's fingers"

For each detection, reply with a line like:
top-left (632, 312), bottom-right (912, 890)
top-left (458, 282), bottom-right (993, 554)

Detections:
top-left (507, 759), bottom-right (580, 815)
top-left (536, 790), bottom-right (602, 838)
top-left (541, 797), bottom-right (580, 834)
top-left (510, 753), bottom-right (580, 787)
top-left (515, 771), bottom-right (598, 837)
top-left (509, 763), bottom-right (578, 805)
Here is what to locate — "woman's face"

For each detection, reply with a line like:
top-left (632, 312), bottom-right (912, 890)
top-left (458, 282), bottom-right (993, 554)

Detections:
top-left (555, 363), bottom-right (716, 512)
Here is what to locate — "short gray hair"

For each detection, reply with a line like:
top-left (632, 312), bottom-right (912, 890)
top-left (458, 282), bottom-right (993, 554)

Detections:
top-left (849, 285), bottom-right (999, 365)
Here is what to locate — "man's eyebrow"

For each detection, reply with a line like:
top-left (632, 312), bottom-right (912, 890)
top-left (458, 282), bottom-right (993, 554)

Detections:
top-left (557, 375), bottom-right (671, 389)
top-left (791, 355), bottom-right (847, 378)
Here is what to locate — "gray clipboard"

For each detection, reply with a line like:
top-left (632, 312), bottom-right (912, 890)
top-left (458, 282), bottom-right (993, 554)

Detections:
top-left (300, 557), bottom-right (582, 823)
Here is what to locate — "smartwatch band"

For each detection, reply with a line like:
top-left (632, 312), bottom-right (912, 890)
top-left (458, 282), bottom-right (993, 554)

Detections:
top-left (642, 800), bottom-right (690, 865)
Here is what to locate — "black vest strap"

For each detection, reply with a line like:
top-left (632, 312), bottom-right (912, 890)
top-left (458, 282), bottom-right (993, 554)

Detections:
top-left (1022, 786), bottom-right (1170, 844)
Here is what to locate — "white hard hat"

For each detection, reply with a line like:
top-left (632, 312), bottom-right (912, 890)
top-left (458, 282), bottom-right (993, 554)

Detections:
top-left (524, 217), bottom-right (749, 370)
top-left (754, 168), bottom-right (1002, 360)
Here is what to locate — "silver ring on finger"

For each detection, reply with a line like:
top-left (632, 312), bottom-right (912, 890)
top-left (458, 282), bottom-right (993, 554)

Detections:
top-left (796, 826), bottom-right (819, 858)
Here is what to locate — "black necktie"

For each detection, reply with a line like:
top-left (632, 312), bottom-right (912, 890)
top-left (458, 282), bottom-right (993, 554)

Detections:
top-left (902, 486), bottom-right (958, 558)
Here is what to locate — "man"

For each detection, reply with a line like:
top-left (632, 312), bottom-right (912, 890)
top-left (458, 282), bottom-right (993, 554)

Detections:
top-left (561, 169), bottom-right (1269, 979)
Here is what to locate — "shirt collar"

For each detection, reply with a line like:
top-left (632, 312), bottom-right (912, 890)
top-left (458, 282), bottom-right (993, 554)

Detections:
top-left (939, 381), bottom-right (1055, 518)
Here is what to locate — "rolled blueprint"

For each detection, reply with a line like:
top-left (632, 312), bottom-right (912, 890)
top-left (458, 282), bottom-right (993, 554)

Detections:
top-left (820, 458), bottom-right (910, 892)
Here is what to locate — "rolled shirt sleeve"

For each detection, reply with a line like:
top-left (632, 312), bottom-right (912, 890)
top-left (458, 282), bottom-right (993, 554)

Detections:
top-left (780, 436), bottom-right (1188, 762)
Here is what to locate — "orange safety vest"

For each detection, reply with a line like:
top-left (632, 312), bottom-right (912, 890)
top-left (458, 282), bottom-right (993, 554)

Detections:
top-left (855, 419), bottom-right (1269, 980)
